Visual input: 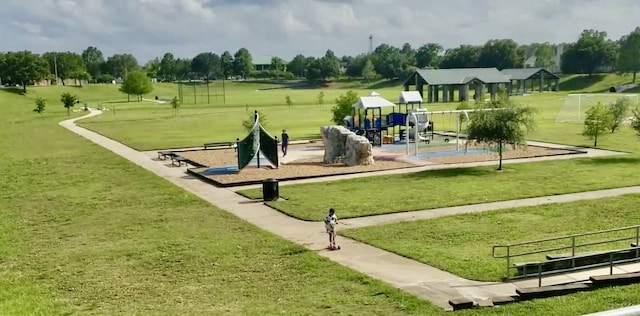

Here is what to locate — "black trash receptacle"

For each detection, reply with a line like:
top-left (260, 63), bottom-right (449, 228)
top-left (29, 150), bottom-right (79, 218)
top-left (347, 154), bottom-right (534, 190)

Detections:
top-left (262, 178), bottom-right (279, 201)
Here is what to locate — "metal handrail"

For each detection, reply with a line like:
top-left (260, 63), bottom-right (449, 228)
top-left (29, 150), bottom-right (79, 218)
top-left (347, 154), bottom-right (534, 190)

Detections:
top-left (492, 225), bottom-right (640, 280)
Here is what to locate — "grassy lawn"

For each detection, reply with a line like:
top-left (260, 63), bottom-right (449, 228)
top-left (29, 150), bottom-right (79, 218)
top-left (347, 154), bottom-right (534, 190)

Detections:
top-left (238, 155), bottom-right (640, 220)
top-left (0, 89), bottom-right (441, 315)
top-left (341, 194), bottom-right (640, 282)
top-left (78, 80), bottom-right (407, 150)
top-left (3, 78), bottom-right (640, 315)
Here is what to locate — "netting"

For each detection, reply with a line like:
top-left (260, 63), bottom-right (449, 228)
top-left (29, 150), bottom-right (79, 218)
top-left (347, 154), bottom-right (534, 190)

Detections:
top-left (555, 94), bottom-right (639, 123)
top-left (176, 80), bottom-right (225, 105)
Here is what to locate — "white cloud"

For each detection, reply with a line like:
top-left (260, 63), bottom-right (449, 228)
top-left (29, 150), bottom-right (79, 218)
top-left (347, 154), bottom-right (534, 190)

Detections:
top-left (1, 0), bottom-right (639, 62)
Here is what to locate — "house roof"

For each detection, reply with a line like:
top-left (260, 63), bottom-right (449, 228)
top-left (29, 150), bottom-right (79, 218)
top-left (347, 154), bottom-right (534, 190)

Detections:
top-left (399, 91), bottom-right (423, 104)
top-left (500, 68), bottom-right (560, 80)
top-left (405, 68), bottom-right (510, 86)
top-left (352, 93), bottom-right (396, 110)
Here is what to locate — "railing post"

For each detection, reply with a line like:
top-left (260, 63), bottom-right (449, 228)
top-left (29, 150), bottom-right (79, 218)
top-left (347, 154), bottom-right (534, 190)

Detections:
top-left (506, 247), bottom-right (510, 280)
top-left (538, 264), bottom-right (543, 287)
top-left (636, 226), bottom-right (640, 258)
top-left (610, 252), bottom-right (614, 275)
top-left (571, 236), bottom-right (576, 268)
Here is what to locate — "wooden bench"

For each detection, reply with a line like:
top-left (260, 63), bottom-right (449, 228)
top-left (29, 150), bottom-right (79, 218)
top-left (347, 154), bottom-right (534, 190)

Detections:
top-left (158, 151), bottom-right (176, 160)
top-left (171, 156), bottom-right (188, 167)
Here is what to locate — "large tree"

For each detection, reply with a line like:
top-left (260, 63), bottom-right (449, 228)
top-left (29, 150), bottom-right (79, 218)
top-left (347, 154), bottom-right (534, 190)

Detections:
top-left (534, 42), bottom-right (556, 69)
top-left (174, 58), bottom-right (192, 80)
top-left (103, 54), bottom-right (139, 79)
top-left (232, 48), bottom-right (253, 78)
top-left (439, 45), bottom-right (481, 69)
top-left (144, 58), bottom-right (160, 79)
top-left (320, 49), bottom-right (341, 80)
top-left (372, 44), bottom-right (410, 79)
top-left (0, 51), bottom-right (50, 93)
top-left (466, 102), bottom-right (536, 170)
top-left (220, 51), bottom-right (234, 79)
top-left (477, 39), bottom-right (524, 70)
top-left (158, 53), bottom-right (177, 81)
top-left (270, 57), bottom-right (285, 72)
top-left (287, 54), bottom-right (307, 78)
top-left (415, 43), bottom-right (443, 68)
top-left (304, 57), bottom-right (323, 82)
top-left (119, 70), bottom-right (153, 101)
top-left (42, 51), bottom-right (88, 85)
top-left (361, 58), bottom-right (376, 83)
top-left (561, 29), bottom-right (617, 76)
top-left (617, 27), bottom-right (640, 82)
top-left (191, 52), bottom-right (221, 79)
top-left (81, 46), bottom-right (105, 81)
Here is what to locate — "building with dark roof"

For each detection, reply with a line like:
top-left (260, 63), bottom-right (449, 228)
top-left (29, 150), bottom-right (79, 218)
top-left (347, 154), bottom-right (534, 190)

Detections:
top-left (500, 68), bottom-right (560, 95)
top-left (403, 68), bottom-right (511, 103)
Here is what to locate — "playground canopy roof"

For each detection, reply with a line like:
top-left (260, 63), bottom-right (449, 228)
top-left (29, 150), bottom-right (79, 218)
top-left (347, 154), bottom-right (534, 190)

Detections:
top-left (500, 68), bottom-right (560, 81)
top-left (399, 91), bottom-right (423, 104)
top-left (404, 68), bottom-right (510, 86)
top-left (352, 94), bottom-right (396, 110)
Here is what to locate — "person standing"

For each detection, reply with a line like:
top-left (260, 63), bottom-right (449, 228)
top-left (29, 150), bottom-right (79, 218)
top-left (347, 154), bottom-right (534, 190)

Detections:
top-left (281, 129), bottom-right (289, 156)
top-left (324, 208), bottom-right (338, 249)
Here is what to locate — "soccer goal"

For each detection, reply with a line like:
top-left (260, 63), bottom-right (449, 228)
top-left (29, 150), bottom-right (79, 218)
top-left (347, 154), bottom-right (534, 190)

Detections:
top-left (555, 93), bottom-right (639, 123)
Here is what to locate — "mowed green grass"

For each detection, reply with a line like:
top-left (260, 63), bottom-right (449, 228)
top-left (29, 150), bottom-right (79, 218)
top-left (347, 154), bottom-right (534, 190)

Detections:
top-left (341, 194), bottom-right (640, 282)
top-left (78, 81), bottom-right (407, 150)
top-left (238, 155), bottom-right (640, 220)
top-left (0, 89), bottom-right (442, 314)
top-left (3, 79), bottom-right (640, 315)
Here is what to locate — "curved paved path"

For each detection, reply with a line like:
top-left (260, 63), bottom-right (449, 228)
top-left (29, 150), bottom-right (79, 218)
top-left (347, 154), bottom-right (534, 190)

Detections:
top-left (60, 110), bottom-right (638, 310)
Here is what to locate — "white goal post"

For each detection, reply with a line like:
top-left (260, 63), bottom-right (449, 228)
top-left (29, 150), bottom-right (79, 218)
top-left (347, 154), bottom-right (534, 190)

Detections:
top-left (555, 93), bottom-right (639, 123)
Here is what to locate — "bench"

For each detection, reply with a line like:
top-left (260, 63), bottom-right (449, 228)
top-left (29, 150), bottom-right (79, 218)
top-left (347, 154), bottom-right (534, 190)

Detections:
top-left (204, 142), bottom-right (235, 149)
top-left (158, 151), bottom-right (176, 160)
top-left (171, 156), bottom-right (188, 167)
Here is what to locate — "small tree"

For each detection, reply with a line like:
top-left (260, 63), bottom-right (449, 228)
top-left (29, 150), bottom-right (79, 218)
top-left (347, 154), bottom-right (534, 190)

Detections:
top-left (466, 104), bottom-right (536, 170)
top-left (583, 102), bottom-right (614, 147)
top-left (33, 97), bottom-right (46, 118)
top-left (61, 92), bottom-right (77, 116)
top-left (317, 91), bottom-right (325, 107)
top-left (119, 70), bottom-right (153, 101)
top-left (609, 97), bottom-right (631, 133)
top-left (361, 59), bottom-right (376, 84)
top-left (242, 110), bottom-right (267, 132)
top-left (170, 96), bottom-right (180, 116)
top-left (331, 90), bottom-right (358, 125)
top-left (285, 95), bottom-right (293, 108)
top-left (631, 108), bottom-right (640, 135)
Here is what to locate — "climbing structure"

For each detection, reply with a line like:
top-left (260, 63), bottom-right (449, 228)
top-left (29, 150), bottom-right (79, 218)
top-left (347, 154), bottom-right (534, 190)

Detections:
top-left (236, 110), bottom-right (279, 170)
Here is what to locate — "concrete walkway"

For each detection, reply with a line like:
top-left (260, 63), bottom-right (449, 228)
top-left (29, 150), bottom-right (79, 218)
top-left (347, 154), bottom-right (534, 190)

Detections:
top-left (60, 110), bottom-right (638, 311)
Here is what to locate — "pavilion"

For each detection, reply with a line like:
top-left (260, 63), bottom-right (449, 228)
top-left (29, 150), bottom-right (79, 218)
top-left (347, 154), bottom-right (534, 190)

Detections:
top-left (500, 68), bottom-right (560, 95)
top-left (403, 68), bottom-right (511, 103)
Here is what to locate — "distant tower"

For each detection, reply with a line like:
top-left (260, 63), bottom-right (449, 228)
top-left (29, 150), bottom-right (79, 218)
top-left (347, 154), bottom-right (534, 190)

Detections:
top-left (369, 35), bottom-right (373, 54)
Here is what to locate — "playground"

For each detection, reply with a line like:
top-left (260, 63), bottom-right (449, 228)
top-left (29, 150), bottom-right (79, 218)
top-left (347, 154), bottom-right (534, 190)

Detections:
top-left (152, 90), bottom-right (587, 187)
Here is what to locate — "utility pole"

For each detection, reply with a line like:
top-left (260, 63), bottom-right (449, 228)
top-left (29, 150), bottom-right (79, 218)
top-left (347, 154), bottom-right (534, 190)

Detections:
top-left (54, 53), bottom-right (60, 86)
top-left (369, 35), bottom-right (373, 55)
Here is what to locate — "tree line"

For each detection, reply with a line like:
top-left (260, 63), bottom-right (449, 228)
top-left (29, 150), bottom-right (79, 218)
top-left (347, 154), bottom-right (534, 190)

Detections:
top-left (2, 26), bottom-right (640, 93)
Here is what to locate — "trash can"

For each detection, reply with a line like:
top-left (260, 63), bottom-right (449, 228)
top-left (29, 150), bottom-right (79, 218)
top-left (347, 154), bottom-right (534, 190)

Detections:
top-left (262, 178), bottom-right (279, 201)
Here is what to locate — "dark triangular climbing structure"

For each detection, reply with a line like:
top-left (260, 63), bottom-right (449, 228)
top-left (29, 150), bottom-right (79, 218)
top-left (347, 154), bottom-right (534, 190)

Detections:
top-left (237, 110), bottom-right (279, 170)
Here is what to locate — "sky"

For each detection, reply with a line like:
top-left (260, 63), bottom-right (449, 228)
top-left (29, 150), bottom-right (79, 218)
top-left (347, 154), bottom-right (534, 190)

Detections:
top-left (2, 0), bottom-right (640, 63)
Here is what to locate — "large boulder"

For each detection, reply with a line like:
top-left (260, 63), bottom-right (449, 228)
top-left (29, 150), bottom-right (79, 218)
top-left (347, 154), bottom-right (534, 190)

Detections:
top-left (321, 126), bottom-right (374, 166)
top-left (344, 134), bottom-right (374, 166)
